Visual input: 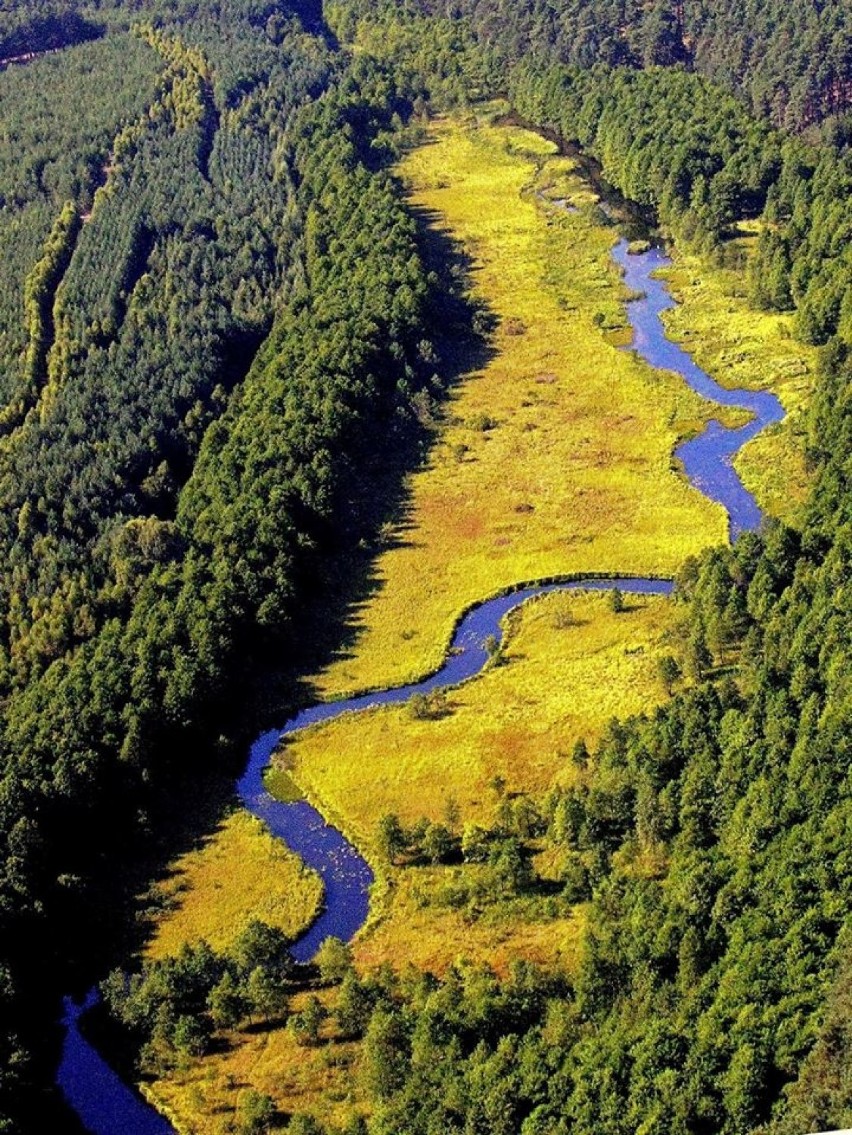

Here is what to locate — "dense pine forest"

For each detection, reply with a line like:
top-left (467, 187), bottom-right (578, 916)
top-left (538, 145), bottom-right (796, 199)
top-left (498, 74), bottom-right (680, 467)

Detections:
top-left (0, 0), bottom-right (851, 1133)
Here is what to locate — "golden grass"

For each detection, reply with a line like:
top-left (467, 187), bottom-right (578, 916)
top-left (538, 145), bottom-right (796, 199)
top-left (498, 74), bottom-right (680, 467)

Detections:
top-left (312, 113), bottom-right (725, 700)
top-left (661, 236), bottom-right (816, 527)
top-left (353, 867), bottom-right (587, 977)
top-left (146, 988), bottom-right (368, 1135)
top-left (144, 811), bottom-right (323, 960)
top-left (285, 591), bottom-right (678, 842)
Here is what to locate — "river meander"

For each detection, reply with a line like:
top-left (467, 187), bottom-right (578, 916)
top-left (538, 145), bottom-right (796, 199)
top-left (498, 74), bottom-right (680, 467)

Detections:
top-left (57, 236), bottom-right (781, 1134)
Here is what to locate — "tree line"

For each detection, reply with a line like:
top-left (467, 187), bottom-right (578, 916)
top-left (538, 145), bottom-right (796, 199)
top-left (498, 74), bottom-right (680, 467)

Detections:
top-left (327, 0), bottom-right (852, 132)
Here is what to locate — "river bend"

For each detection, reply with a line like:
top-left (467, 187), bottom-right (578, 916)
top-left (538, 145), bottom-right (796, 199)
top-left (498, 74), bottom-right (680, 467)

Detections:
top-left (57, 239), bottom-right (780, 1133)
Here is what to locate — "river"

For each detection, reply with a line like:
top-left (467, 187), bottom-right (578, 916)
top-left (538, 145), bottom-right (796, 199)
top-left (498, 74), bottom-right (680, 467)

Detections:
top-left (56, 236), bottom-right (781, 1133)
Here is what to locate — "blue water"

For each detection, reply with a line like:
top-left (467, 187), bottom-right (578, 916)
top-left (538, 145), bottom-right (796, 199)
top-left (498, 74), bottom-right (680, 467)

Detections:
top-left (57, 993), bottom-right (172, 1135)
top-left (56, 236), bottom-right (783, 1134)
top-left (613, 239), bottom-right (784, 538)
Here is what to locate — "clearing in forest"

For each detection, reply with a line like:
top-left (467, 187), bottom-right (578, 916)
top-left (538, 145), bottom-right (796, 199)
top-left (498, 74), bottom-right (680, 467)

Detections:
top-left (312, 111), bottom-right (724, 700)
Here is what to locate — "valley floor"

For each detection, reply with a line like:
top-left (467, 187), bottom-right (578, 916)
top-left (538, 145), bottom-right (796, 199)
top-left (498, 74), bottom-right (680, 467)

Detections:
top-left (141, 109), bottom-right (814, 1132)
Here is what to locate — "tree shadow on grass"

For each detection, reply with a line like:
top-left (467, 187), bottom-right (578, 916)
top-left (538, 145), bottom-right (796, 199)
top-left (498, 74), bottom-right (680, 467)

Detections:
top-left (246, 201), bottom-right (499, 722)
top-left (75, 177), bottom-right (500, 998)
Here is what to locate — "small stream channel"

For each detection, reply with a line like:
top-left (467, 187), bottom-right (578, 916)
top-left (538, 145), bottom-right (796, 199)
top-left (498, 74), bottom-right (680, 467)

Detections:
top-left (57, 234), bottom-right (781, 1134)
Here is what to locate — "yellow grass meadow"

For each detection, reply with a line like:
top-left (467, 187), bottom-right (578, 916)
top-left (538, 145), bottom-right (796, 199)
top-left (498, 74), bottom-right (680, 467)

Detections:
top-left (284, 591), bottom-right (677, 843)
top-left (146, 986), bottom-right (368, 1135)
top-left (312, 112), bottom-right (725, 700)
top-left (144, 811), bottom-right (323, 960)
top-left (146, 985), bottom-right (367, 1135)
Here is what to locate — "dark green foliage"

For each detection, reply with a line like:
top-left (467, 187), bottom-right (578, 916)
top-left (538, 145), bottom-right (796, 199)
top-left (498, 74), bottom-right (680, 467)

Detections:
top-left (1, 3), bottom-right (851, 1133)
top-left (0, 1), bottom-right (102, 60)
top-left (509, 62), bottom-right (781, 248)
top-left (102, 918), bottom-right (296, 1069)
top-left (0, 5), bottom-right (446, 1128)
top-left (291, 994), bottom-right (328, 1046)
top-left (331, 0), bottom-right (852, 131)
top-left (336, 0), bottom-right (852, 344)
top-left (314, 936), bottom-right (354, 985)
top-left (422, 822), bottom-right (454, 864)
top-left (766, 930), bottom-right (852, 1134)
top-left (377, 814), bottom-right (407, 863)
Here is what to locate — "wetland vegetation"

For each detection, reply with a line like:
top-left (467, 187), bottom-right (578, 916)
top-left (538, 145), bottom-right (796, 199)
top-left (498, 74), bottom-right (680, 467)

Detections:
top-left (0, 1), bottom-right (850, 1134)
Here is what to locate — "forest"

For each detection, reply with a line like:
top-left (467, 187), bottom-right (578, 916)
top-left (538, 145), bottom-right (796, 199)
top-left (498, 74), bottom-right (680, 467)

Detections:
top-left (0, 0), bottom-right (850, 1132)
top-left (0, 2), bottom-right (446, 1129)
top-left (327, 0), bottom-right (852, 131)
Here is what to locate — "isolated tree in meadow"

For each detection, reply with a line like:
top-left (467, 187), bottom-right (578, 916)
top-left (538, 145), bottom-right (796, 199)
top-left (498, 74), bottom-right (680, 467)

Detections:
top-left (233, 919), bottom-right (293, 981)
top-left (422, 821), bottom-right (454, 864)
top-left (238, 1089), bottom-right (276, 1135)
top-left (291, 995), bottom-right (327, 1046)
top-left (510, 795), bottom-right (542, 839)
top-left (246, 965), bottom-right (288, 1023)
top-left (461, 822), bottom-right (490, 862)
top-left (609, 587), bottom-right (625, 614)
top-left (571, 738), bottom-right (590, 768)
top-left (488, 773), bottom-right (507, 798)
top-left (657, 654), bottom-right (682, 694)
top-left (444, 794), bottom-right (460, 830)
top-left (491, 837), bottom-right (533, 895)
top-left (408, 692), bottom-right (430, 720)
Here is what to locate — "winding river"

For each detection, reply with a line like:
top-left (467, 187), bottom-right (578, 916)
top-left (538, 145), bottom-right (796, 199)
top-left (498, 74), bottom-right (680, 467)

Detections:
top-left (614, 241), bottom-right (784, 538)
top-left (56, 237), bottom-right (782, 1133)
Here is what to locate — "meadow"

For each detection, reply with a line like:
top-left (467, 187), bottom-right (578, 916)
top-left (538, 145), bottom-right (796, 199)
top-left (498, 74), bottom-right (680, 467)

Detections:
top-left (146, 984), bottom-right (369, 1135)
top-left (285, 588), bottom-right (679, 971)
top-left (312, 111), bottom-right (725, 701)
top-left (284, 591), bottom-right (677, 843)
top-left (143, 811), bottom-right (323, 961)
top-left (140, 112), bottom-right (809, 1132)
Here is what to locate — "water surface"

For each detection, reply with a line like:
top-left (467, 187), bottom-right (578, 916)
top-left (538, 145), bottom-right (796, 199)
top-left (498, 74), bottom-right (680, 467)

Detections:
top-left (613, 239), bottom-right (784, 537)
